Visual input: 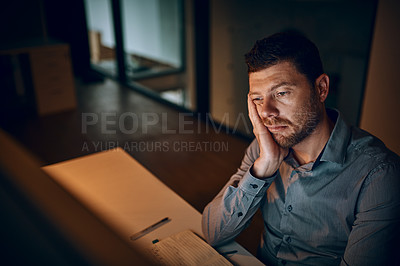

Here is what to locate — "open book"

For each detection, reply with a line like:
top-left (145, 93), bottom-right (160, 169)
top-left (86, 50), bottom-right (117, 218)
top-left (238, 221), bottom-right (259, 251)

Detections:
top-left (147, 230), bottom-right (232, 265)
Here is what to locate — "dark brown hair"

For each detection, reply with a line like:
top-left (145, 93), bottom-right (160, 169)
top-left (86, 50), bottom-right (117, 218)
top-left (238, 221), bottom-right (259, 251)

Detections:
top-left (245, 31), bottom-right (324, 84)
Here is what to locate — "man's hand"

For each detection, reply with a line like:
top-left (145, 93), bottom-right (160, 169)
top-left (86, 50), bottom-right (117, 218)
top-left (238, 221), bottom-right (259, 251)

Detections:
top-left (248, 95), bottom-right (288, 178)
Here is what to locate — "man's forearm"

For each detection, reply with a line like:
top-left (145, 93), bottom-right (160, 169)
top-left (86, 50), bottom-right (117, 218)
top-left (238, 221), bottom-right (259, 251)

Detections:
top-left (202, 170), bottom-right (273, 246)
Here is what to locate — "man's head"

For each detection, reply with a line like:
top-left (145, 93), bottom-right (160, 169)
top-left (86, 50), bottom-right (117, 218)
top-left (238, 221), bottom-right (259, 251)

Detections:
top-left (245, 31), bottom-right (324, 85)
top-left (246, 32), bottom-right (329, 148)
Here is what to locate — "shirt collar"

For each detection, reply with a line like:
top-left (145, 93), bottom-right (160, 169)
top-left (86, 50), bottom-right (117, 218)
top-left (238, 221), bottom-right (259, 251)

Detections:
top-left (319, 108), bottom-right (351, 165)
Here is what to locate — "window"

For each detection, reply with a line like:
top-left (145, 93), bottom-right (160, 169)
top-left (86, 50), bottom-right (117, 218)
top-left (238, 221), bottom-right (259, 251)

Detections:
top-left (84, 0), bottom-right (188, 108)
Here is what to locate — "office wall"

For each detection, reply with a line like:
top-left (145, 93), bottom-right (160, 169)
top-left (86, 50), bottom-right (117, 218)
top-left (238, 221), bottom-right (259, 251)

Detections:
top-left (0, 0), bottom-right (44, 44)
top-left (360, 0), bottom-right (400, 155)
top-left (210, 0), bottom-right (376, 136)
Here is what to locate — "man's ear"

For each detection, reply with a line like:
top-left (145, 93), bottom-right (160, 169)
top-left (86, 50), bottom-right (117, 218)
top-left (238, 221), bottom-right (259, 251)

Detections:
top-left (314, 74), bottom-right (329, 103)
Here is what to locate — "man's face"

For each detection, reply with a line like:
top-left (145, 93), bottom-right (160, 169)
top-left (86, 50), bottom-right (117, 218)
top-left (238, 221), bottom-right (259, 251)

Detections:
top-left (248, 61), bottom-right (323, 148)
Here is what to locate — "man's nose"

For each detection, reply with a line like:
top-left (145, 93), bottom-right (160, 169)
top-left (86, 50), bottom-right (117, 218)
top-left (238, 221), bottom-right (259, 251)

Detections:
top-left (260, 98), bottom-right (278, 118)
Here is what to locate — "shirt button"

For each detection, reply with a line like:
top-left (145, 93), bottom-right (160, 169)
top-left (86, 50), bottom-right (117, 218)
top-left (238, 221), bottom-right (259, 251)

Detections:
top-left (250, 184), bottom-right (258, 189)
top-left (286, 236), bottom-right (292, 243)
top-left (287, 205), bottom-right (293, 212)
top-left (238, 212), bottom-right (243, 217)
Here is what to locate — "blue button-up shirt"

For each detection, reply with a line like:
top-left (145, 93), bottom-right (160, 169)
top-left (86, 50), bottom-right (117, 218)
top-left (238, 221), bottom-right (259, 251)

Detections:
top-left (202, 109), bottom-right (400, 265)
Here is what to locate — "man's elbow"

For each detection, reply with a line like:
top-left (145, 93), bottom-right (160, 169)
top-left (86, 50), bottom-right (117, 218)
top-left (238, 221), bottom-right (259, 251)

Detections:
top-left (202, 228), bottom-right (232, 247)
top-left (201, 209), bottom-right (233, 247)
top-left (201, 211), bottom-right (217, 245)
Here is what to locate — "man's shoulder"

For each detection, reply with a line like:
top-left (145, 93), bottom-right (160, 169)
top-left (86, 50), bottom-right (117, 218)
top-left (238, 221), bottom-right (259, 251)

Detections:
top-left (348, 126), bottom-right (400, 168)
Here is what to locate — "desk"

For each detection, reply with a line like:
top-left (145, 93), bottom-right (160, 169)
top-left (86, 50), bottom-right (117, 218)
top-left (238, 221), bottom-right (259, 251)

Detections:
top-left (42, 148), bottom-right (263, 265)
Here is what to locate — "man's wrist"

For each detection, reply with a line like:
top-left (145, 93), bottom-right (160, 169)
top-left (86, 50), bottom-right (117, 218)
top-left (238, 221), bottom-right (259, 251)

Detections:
top-left (251, 159), bottom-right (278, 178)
top-left (250, 163), bottom-right (278, 179)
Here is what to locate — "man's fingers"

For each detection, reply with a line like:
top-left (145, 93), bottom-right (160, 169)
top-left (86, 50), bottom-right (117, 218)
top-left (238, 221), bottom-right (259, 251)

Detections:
top-left (247, 95), bottom-right (259, 122)
top-left (248, 95), bottom-right (264, 128)
top-left (247, 94), bottom-right (279, 149)
top-left (248, 95), bottom-right (269, 135)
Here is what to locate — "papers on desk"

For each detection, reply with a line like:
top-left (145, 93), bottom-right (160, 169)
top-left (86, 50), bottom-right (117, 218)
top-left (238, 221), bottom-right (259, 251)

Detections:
top-left (42, 148), bottom-right (264, 265)
top-left (147, 230), bottom-right (232, 265)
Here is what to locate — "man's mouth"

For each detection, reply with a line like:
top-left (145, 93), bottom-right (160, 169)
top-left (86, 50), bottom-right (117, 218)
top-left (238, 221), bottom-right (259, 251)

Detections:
top-left (266, 125), bottom-right (288, 133)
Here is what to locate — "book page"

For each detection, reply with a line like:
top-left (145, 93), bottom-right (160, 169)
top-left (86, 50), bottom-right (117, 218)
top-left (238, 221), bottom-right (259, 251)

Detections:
top-left (147, 230), bottom-right (232, 265)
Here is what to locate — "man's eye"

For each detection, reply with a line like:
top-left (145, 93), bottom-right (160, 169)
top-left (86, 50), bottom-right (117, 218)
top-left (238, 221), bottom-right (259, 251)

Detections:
top-left (252, 97), bottom-right (263, 103)
top-left (276, 91), bottom-right (288, 97)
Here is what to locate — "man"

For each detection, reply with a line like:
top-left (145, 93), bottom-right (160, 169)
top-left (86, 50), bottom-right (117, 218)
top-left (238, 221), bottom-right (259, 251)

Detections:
top-left (202, 32), bottom-right (400, 265)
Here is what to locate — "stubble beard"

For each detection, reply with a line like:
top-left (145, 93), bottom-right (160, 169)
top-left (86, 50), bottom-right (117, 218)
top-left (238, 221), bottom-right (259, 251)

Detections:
top-left (265, 88), bottom-right (322, 149)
